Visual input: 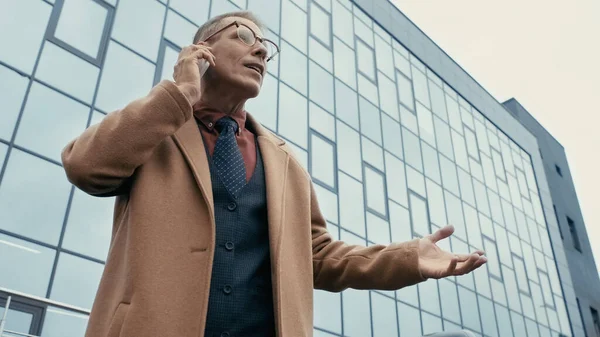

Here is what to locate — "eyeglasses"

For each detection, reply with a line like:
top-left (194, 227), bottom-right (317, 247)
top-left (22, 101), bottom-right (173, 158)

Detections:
top-left (202, 21), bottom-right (280, 62)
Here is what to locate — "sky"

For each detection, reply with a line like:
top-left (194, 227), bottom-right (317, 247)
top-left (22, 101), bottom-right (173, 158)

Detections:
top-left (390, 0), bottom-right (600, 273)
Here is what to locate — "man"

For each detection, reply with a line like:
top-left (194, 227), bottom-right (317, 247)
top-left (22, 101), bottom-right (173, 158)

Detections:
top-left (62, 11), bottom-right (486, 337)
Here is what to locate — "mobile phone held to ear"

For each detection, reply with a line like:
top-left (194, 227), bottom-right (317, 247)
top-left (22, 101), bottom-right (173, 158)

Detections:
top-left (199, 59), bottom-right (209, 78)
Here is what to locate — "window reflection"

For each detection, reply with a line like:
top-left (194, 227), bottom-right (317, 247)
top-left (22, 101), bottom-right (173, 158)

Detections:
top-left (0, 150), bottom-right (71, 245)
top-left (0, 65), bottom-right (29, 141)
top-left (0, 233), bottom-right (55, 297)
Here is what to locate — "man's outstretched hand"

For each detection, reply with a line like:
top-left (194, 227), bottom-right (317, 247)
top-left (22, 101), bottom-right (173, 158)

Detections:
top-left (418, 225), bottom-right (487, 279)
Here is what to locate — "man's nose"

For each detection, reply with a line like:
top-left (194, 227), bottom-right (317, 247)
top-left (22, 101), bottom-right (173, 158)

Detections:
top-left (252, 43), bottom-right (268, 60)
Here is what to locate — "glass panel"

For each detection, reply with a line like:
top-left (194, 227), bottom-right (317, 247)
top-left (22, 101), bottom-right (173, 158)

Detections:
top-left (371, 292), bottom-right (398, 336)
top-left (419, 279), bottom-right (441, 315)
top-left (463, 203), bottom-right (483, 250)
top-left (246, 73), bottom-right (278, 131)
top-left (464, 126), bottom-right (480, 160)
top-left (111, 0), bottom-right (164, 61)
top-left (314, 183), bottom-right (338, 224)
top-left (481, 154), bottom-right (498, 191)
top-left (378, 72), bottom-right (399, 122)
top-left (458, 286), bottom-right (482, 332)
top-left (490, 278), bottom-right (507, 306)
top-left (0, 306), bottom-right (33, 336)
top-left (393, 51), bottom-right (411, 79)
top-left (309, 36), bottom-right (333, 73)
top-left (164, 9), bottom-right (201, 49)
top-left (308, 61), bottom-right (335, 112)
top-left (513, 255), bottom-right (530, 293)
top-left (439, 278), bottom-right (461, 324)
top-left (381, 114), bottom-right (403, 159)
top-left (445, 192), bottom-right (467, 241)
top-left (365, 166), bottom-right (386, 216)
top-left (495, 304), bottom-right (515, 337)
top-left (409, 192), bottom-right (429, 236)
top-left (491, 149), bottom-right (506, 181)
top-left (0, 0), bottom-right (51, 74)
top-left (15, 82), bottom-right (89, 162)
top-left (396, 71), bottom-right (414, 111)
top-left (333, 37), bottom-right (357, 89)
top-left (281, 41), bottom-right (308, 95)
top-left (397, 301), bottom-right (422, 337)
top-left (359, 96), bottom-right (382, 145)
top-left (338, 172), bottom-right (365, 236)
top-left (428, 80), bottom-right (447, 122)
top-left (362, 137), bottom-right (384, 171)
top-left (374, 35), bottom-right (394, 76)
top-left (421, 312), bottom-right (443, 336)
top-left (37, 42), bottom-right (100, 104)
top-left (445, 95), bottom-right (462, 133)
top-left (416, 102), bottom-right (436, 147)
top-left (313, 290), bottom-right (341, 333)
top-left (473, 259), bottom-right (492, 298)
top-left (0, 233), bottom-right (55, 297)
top-left (479, 296), bottom-right (499, 337)
top-left (510, 312), bottom-right (527, 337)
top-left (474, 120), bottom-right (491, 157)
top-left (384, 153), bottom-right (407, 207)
top-left (0, 65), bottom-right (29, 141)
top-left (524, 318), bottom-right (541, 337)
top-left (421, 142), bottom-right (441, 184)
top-left (353, 17), bottom-right (373, 47)
top-left (402, 128), bottom-right (423, 172)
top-left (488, 192), bottom-right (505, 226)
top-left (63, 189), bottom-right (114, 260)
top-left (473, 179), bottom-right (491, 217)
top-left (331, 0), bottom-right (353, 47)
top-left (439, 155), bottom-right (460, 196)
top-left (389, 201), bottom-right (411, 243)
top-left (342, 289), bottom-right (372, 337)
top-left (457, 168), bottom-right (475, 207)
top-left (357, 73), bottom-right (378, 106)
top-left (54, 0), bottom-right (108, 58)
top-left (503, 266), bottom-right (522, 312)
top-left (95, 41), bottom-right (155, 113)
top-left (337, 120), bottom-right (362, 179)
top-left (451, 130), bottom-right (469, 171)
top-left (406, 166), bottom-right (426, 198)
top-left (310, 2), bottom-right (331, 47)
top-left (309, 102), bottom-right (335, 140)
top-left (366, 211), bottom-right (390, 244)
top-left (281, 0), bottom-right (307, 53)
top-left (159, 44), bottom-right (179, 82)
top-left (310, 134), bottom-right (335, 188)
top-left (169, 0), bottom-right (210, 25)
top-left (425, 179), bottom-right (446, 227)
top-left (290, 0), bottom-right (307, 10)
top-left (356, 39), bottom-right (375, 81)
top-left (335, 79), bottom-right (359, 129)
top-left (40, 306), bottom-right (89, 337)
top-left (278, 82), bottom-right (308, 148)
top-left (50, 252), bottom-right (104, 309)
top-left (411, 66), bottom-right (430, 109)
top-left (433, 117), bottom-right (454, 161)
top-left (0, 150), bottom-right (71, 245)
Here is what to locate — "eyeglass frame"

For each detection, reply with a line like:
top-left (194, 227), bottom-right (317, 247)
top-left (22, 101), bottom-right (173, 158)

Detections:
top-left (201, 20), bottom-right (280, 62)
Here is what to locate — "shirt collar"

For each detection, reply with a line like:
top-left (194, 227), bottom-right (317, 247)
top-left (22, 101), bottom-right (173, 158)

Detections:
top-left (193, 106), bottom-right (247, 136)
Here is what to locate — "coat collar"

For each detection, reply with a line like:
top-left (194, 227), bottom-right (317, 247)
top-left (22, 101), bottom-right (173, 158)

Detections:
top-left (172, 112), bottom-right (288, 258)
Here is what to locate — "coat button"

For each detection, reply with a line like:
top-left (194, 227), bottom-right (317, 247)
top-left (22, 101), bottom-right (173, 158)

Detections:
top-left (227, 202), bottom-right (237, 211)
top-left (223, 285), bottom-right (232, 294)
top-left (220, 332), bottom-right (230, 337)
top-left (225, 242), bottom-right (234, 251)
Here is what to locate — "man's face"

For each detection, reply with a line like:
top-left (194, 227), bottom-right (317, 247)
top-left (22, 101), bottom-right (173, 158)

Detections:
top-left (204, 17), bottom-right (268, 99)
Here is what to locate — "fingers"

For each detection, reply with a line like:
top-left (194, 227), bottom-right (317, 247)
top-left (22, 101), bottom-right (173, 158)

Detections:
top-left (453, 253), bottom-right (487, 276)
top-left (179, 44), bottom-right (217, 66)
top-left (427, 225), bottom-right (454, 243)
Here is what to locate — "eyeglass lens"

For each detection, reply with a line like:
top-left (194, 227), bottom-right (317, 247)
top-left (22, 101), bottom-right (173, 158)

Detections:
top-left (236, 25), bottom-right (277, 60)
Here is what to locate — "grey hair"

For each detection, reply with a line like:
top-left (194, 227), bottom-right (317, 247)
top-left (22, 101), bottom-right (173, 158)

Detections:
top-left (192, 11), bottom-right (267, 44)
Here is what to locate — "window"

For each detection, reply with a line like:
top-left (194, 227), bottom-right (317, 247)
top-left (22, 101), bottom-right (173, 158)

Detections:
top-left (364, 164), bottom-right (387, 218)
top-left (356, 38), bottom-right (376, 82)
top-left (313, 290), bottom-right (341, 333)
top-left (333, 38), bottom-right (356, 89)
top-left (310, 1), bottom-right (332, 48)
top-left (567, 216), bottom-right (582, 252)
top-left (342, 289), bottom-right (371, 337)
top-left (50, 252), bottom-right (104, 309)
top-left (246, 73), bottom-right (278, 131)
top-left (0, 65), bottom-right (30, 141)
top-left (281, 0), bottom-right (307, 53)
top-left (384, 152), bottom-right (408, 207)
top-left (555, 164), bottom-right (563, 177)
top-left (334, 79), bottom-right (359, 129)
top-left (336, 121), bottom-right (362, 180)
top-left (409, 191), bottom-right (429, 237)
top-left (359, 97), bottom-right (382, 145)
top-left (280, 41), bottom-right (308, 95)
top-left (338, 172), bottom-right (365, 236)
top-left (155, 39), bottom-right (180, 84)
top-left (310, 132), bottom-right (336, 189)
top-left (278, 82), bottom-right (308, 148)
top-left (309, 61), bottom-right (334, 112)
top-left (591, 306), bottom-right (600, 337)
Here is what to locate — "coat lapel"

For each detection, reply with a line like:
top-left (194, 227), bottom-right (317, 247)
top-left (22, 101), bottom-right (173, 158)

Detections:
top-left (172, 118), bottom-right (214, 214)
top-left (247, 114), bottom-right (289, 260)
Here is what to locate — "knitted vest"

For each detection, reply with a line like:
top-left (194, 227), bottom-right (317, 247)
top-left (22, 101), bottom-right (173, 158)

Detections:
top-left (203, 136), bottom-right (275, 337)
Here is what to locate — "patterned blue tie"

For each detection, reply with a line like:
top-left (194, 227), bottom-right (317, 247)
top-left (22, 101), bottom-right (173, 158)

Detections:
top-left (213, 117), bottom-right (246, 198)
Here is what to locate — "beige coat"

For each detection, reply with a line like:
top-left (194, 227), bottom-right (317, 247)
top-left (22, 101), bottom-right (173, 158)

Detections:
top-left (61, 80), bottom-right (426, 337)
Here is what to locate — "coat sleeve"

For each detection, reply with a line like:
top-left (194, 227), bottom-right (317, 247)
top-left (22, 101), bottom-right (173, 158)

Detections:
top-left (61, 80), bottom-right (192, 196)
top-left (310, 182), bottom-right (427, 292)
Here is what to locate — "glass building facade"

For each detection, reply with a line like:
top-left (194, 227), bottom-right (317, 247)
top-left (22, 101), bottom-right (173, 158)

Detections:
top-left (0, 0), bottom-right (582, 336)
